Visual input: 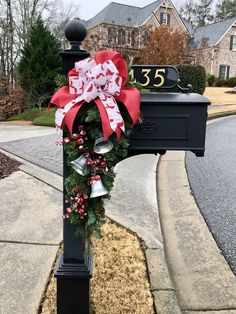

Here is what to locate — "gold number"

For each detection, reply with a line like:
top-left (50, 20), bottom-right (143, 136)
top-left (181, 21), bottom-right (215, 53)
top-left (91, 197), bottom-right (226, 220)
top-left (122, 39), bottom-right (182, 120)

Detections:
top-left (140, 69), bottom-right (151, 86)
top-left (153, 69), bottom-right (166, 87)
top-left (129, 69), bottom-right (137, 83)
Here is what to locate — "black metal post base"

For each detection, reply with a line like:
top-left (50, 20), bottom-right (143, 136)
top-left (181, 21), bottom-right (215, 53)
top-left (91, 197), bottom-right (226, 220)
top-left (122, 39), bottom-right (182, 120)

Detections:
top-left (55, 253), bottom-right (92, 314)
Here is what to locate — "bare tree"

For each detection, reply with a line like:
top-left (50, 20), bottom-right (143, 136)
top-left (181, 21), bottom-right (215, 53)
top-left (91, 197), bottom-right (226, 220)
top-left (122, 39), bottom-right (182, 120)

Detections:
top-left (0, 0), bottom-right (80, 87)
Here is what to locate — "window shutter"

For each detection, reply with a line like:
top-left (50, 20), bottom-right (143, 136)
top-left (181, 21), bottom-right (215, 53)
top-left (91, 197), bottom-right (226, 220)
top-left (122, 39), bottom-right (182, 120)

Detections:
top-left (230, 36), bottom-right (233, 50)
top-left (167, 13), bottom-right (170, 24)
top-left (226, 66), bottom-right (230, 79)
top-left (160, 12), bottom-right (164, 24)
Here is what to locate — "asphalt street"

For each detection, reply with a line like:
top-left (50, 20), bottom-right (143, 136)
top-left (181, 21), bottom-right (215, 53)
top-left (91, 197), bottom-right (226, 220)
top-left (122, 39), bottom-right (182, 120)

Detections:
top-left (186, 116), bottom-right (236, 274)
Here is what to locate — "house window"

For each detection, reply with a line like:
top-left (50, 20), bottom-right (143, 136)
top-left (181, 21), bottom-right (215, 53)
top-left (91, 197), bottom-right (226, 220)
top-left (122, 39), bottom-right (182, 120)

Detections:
top-left (160, 12), bottom-right (170, 25)
top-left (219, 65), bottom-right (230, 79)
top-left (108, 28), bottom-right (117, 44)
top-left (230, 35), bottom-right (236, 51)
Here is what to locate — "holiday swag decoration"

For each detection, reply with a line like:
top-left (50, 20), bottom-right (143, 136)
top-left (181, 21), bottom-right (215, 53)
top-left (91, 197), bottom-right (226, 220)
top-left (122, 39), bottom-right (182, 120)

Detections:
top-left (50, 50), bottom-right (141, 239)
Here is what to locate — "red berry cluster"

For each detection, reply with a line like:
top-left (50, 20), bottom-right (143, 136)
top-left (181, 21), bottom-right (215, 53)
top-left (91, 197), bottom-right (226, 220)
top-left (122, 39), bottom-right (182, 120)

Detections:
top-left (63, 192), bottom-right (89, 221)
top-left (63, 124), bottom-right (88, 150)
top-left (86, 155), bottom-right (108, 185)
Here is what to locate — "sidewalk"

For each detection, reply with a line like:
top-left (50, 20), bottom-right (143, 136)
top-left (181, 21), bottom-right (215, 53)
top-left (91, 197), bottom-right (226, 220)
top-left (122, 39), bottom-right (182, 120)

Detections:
top-left (0, 126), bottom-right (63, 314)
top-left (0, 105), bottom-right (235, 313)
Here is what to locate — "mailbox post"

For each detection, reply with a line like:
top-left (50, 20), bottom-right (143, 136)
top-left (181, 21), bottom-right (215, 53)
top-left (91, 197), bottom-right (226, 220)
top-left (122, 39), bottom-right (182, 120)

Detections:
top-left (54, 20), bottom-right (91, 314)
top-left (54, 19), bottom-right (210, 314)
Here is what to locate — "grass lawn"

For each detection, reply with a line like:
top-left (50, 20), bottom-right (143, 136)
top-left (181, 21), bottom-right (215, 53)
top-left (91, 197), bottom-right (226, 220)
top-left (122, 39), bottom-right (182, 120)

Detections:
top-left (32, 108), bottom-right (55, 127)
top-left (8, 107), bottom-right (42, 121)
top-left (204, 87), bottom-right (236, 106)
top-left (8, 107), bottom-right (55, 127)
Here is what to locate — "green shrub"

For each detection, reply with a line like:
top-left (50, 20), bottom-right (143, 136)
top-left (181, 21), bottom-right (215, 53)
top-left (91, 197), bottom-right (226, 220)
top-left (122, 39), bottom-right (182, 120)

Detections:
top-left (214, 79), bottom-right (227, 87)
top-left (207, 74), bottom-right (216, 86)
top-left (225, 77), bottom-right (236, 87)
top-left (176, 64), bottom-right (206, 95)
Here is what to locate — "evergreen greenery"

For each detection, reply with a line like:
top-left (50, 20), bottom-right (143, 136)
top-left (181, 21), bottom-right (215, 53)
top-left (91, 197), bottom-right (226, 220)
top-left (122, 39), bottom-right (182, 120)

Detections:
top-left (177, 64), bottom-right (206, 94)
top-left (18, 17), bottom-right (62, 106)
top-left (216, 0), bottom-right (236, 21)
top-left (63, 102), bottom-right (134, 241)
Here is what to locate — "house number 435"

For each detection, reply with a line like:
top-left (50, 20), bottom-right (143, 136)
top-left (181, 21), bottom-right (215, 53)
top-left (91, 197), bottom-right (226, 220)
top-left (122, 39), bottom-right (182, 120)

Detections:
top-left (129, 68), bottom-right (166, 87)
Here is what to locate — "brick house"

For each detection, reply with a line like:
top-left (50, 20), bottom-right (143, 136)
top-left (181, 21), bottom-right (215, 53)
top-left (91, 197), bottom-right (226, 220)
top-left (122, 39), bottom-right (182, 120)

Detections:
top-left (82, 0), bottom-right (188, 62)
top-left (191, 17), bottom-right (236, 79)
top-left (82, 1), bottom-right (236, 79)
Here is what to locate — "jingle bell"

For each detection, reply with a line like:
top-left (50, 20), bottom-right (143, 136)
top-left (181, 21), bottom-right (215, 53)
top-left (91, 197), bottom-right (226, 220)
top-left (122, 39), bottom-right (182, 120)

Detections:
top-left (93, 133), bottom-right (113, 154)
top-left (70, 155), bottom-right (89, 176)
top-left (90, 178), bottom-right (108, 198)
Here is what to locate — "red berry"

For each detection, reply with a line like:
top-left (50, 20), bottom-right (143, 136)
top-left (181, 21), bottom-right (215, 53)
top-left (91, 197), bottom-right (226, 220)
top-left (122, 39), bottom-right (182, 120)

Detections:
top-left (79, 145), bottom-right (84, 150)
top-left (71, 133), bottom-right (79, 140)
top-left (63, 137), bottom-right (70, 144)
top-left (77, 138), bottom-right (84, 145)
top-left (83, 194), bottom-right (88, 200)
top-left (95, 175), bottom-right (100, 180)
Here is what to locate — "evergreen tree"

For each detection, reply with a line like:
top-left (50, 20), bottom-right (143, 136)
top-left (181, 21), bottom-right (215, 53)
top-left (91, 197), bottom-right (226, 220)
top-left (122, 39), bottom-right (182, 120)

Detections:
top-left (194, 0), bottom-right (214, 26)
top-left (180, 0), bottom-right (214, 27)
top-left (18, 17), bottom-right (62, 106)
top-left (215, 0), bottom-right (236, 21)
top-left (180, 0), bottom-right (196, 26)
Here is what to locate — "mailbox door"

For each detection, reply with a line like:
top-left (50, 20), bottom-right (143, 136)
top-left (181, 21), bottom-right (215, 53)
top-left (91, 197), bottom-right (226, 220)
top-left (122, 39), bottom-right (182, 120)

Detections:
top-left (128, 92), bottom-right (209, 157)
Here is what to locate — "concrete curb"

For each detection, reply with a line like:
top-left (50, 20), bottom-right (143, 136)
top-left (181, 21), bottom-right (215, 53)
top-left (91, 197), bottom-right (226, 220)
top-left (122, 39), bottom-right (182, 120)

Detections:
top-left (151, 110), bottom-right (236, 313)
top-left (208, 109), bottom-right (236, 120)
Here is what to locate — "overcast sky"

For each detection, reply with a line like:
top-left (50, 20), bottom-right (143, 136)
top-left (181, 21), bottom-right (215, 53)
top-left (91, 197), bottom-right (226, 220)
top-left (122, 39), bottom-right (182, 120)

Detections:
top-left (79, 0), bottom-right (182, 21)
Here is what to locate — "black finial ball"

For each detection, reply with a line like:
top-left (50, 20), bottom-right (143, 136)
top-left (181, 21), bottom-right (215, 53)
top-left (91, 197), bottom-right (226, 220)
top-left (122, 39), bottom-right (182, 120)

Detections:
top-left (65, 19), bottom-right (87, 44)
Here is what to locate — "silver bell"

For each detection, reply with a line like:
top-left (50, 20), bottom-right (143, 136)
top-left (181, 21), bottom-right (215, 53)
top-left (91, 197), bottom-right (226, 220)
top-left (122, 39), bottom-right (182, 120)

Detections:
top-left (90, 178), bottom-right (108, 198)
top-left (93, 133), bottom-right (113, 154)
top-left (70, 155), bottom-right (89, 176)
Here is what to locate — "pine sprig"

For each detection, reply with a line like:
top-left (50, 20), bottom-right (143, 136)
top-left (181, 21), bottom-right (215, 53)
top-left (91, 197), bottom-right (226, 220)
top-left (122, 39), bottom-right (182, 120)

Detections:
top-left (62, 100), bottom-right (136, 241)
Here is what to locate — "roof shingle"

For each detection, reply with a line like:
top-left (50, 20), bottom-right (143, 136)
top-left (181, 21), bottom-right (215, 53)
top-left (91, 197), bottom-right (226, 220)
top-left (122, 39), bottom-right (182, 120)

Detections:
top-left (193, 17), bottom-right (236, 48)
top-left (86, 1), bottom-right (162, 29)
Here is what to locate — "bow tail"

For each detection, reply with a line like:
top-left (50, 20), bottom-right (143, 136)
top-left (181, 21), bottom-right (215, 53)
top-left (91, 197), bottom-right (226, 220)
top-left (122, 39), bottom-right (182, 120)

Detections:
top-left (116, 87), bottom-right (141, 126)
top-left (94, 98), bottom-right (122, 141)
top-left (63, 102), bottom-right (85, 134)
top-left (49, 86), bottom-right (77, 109)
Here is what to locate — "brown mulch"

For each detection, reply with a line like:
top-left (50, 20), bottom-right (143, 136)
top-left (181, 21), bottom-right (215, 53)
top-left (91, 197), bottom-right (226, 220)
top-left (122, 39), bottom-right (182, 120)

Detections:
top-left (0, 152), bottom-right (21, 179)
top-left (40, 219), bottom-right (155, 314)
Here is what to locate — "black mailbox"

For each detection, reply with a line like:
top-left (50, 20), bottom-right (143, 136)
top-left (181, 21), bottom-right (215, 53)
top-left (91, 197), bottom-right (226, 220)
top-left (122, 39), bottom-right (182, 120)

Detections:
top-left (128, 66), bottom-right (210, 157)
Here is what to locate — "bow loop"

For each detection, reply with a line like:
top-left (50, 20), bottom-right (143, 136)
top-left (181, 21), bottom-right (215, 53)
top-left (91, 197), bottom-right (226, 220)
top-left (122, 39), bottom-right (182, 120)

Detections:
top-left (50, 50), bottom-right (141, 140)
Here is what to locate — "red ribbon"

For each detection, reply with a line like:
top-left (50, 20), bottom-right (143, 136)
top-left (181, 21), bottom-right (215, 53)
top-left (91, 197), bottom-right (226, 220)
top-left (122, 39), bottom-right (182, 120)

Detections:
top-left (50, 50), bottom-right (140, 141)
